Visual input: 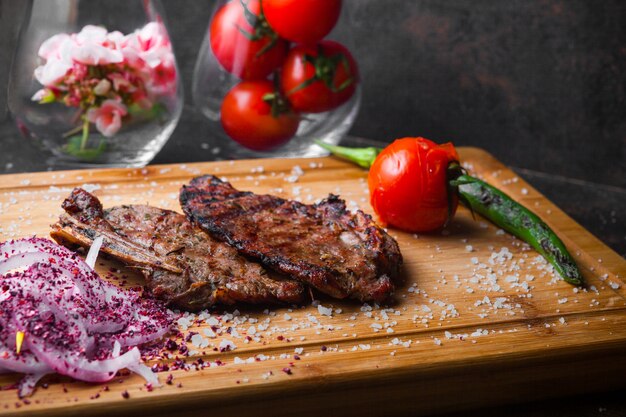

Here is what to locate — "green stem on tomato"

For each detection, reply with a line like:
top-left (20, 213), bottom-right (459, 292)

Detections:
top-left (80, 116), bottom-right (90, 152)
top-left (317, 142), bottom-right (584, 286)
top-left (314, 140), bottom-right (381, 169)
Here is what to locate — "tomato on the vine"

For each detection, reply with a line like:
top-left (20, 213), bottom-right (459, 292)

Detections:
top-left (368, 137), bottom-right (460, 233)
top-left (263, 0), bottom-right (342, 45)
top-left (220, 80), bottom-right (300, 151)
top-left (281, 40), bottom-right (358, 113)
top-left (210, 0), bottom-right (288, 80)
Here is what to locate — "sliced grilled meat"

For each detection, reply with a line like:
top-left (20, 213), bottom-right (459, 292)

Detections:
top-left (180, 175), bottom-right (402, 302)
top-left (50, 188), bottom-right (304, 311)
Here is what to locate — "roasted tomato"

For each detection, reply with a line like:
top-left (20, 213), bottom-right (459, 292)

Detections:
top-left (263, 0), bottom-right (342, 45)
top-left (220, 80), bottom-right (300, 151)
top-left (281, 40), bottom-right (358, 113)
top-left (210, 0), bottom-right (288, 80)
top-left (368, 137), bottom-right (460, 232)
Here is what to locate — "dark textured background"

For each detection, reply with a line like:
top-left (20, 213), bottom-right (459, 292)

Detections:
top-left (1, 0), bottom-right (624, 186)
top-left (169, 0), bottom-right (626, 188)
top-left (0, 1), bottom-right (625, 414)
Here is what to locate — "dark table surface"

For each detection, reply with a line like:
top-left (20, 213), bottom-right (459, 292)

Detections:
top-left (0, 111), bottom-right (625, 416)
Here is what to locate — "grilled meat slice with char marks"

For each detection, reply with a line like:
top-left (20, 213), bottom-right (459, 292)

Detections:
top-left (50, 188), bottom-right (305, 311)
top-left (180, 175), bottom-right (402, 302)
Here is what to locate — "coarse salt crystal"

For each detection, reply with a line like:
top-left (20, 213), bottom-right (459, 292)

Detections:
top-left (219, 339), bottom-right (237, 352)
top-left (318, 304), bottom-right (333, 316)
top-left (191, 333), bottom-right (209, 348)
top-left (81, 183), bottom-right (101, 193)
top-left (205, 317), bottom-right (220, 326)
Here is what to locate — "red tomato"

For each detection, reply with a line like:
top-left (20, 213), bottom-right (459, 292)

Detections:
top-left (368, 137), bottom-right (460, 233)
top-left (281, 40), bottom-right (358, 113)
top-left (210, 0), bottom-right (288, 80)
top-left (263, 0), bottom-right (342, 45)
top-left (221, 80), bottom-right (300, 151)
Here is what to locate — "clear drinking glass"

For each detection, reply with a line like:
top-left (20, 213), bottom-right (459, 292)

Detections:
top-left (8, 0), bottom-right (183, 168)
top-left (192, 0), bottom-right (361, 159)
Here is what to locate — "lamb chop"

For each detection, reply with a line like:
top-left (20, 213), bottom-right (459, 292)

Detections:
top-left (180, 175), bottom-right (402, 302)
top-left (50, 188), bottom-right (304, 311)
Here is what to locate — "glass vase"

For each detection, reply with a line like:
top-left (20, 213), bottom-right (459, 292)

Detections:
top-left (8, 0), bottom-right (183, 168)
top-left (191, 0), bottom-right (361, 159)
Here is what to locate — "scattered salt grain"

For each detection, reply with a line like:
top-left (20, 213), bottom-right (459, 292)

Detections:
top-left (81, 183), bottom-right (101, 193)
top-left (317, 304), bottom-right (333, 317)
top-left (285, 165), bottom-right (304, 183)
top-left (203, 328), bottom-right (216, 338)
top-left (219, 339), bottom-right (237, 352)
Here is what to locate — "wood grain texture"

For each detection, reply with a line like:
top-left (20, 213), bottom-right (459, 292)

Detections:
top-left (0, 147), bottom-right (624, 416)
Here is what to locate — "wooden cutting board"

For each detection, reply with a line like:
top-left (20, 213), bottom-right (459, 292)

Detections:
top-left (0, 147), bottom-right (624, 416)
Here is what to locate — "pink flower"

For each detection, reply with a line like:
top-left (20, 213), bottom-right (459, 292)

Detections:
top-left (34, 34), bottom-right (74, 85)
top-left (70, 63), bottom-right (89, 81)
top-left (34, 57), bottom-right (72, 86)
top-left (86, 100), bottom-right (128, 137)
top-left (38, 33), bottom-right (70, 60)
top-left (128, 22), bottom-right (171, 67)
top-left (107, 72), bottom-right (136, 93)
top-left (147, 60), bottom-right (177, 96)
top-left (33, 22), bottom-right (176, 131)
top-left (70, 25), bottom-right (124, 65)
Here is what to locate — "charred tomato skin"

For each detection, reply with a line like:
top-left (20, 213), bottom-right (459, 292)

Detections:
top-left (368, 137), bottom-right (460, 233)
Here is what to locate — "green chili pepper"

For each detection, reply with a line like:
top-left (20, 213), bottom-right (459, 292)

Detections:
top-left (450, 173), bottom-right (583, 285)
top-left (316, 140), bottom-right (584, 286)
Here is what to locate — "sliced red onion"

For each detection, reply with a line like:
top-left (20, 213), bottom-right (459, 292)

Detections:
top-left (17, 372), bottom-right (49, 399)
top-left (0, 252), bottom-right (51, 274)
top-left (85, 236), bottom-right (103, 269)
top-left (0, 351), bottom-right (52, 375)
top-left (0, 237), bottom-right (174, 396)
top-left (127, 362), bottom-right (160, 387)
top-left (29, 340), bottom-right (142, 383)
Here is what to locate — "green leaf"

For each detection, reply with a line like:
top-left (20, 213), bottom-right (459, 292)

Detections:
top-left (127, 102), bottom-right (168, 122)
top-left (63, 135), bottom-right (107, 160)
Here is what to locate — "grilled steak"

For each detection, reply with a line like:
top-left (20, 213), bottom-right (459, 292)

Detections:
top-left (180, 175), bottom-right (402, 302)
top-left (50, 188), bottom-right (305, 311)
